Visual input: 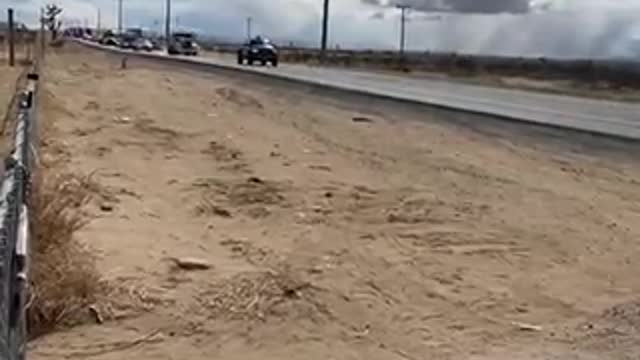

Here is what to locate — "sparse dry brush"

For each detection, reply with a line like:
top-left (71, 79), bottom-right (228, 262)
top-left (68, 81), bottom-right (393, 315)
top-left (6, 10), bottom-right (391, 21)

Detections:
top-left (28, 169), bottom-right (102, 338)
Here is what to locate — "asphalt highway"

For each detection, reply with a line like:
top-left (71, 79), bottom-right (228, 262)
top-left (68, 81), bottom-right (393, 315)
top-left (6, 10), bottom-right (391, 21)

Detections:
top-left (80, 40), bottom-right (640, 140)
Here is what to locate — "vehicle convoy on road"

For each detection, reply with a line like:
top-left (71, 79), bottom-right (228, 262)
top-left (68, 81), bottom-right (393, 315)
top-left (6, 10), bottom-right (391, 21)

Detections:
top-left (168, 32), bottom-right (199, 56)
top-left (237, 36), bottom-right (279, 66)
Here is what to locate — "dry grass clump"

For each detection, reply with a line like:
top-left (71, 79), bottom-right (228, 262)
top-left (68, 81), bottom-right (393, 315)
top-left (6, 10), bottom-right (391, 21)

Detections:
top-left (28, 169), bottom-right (102, 338)
top-left (198, 269), bottom-right (330, 323)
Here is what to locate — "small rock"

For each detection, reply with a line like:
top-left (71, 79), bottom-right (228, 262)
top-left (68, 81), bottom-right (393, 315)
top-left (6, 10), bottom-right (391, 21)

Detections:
top-left (114, 115), bottom-right (131, 124)
top-left (100, 203), bottom-right (114, 212)
top-left (309, 164), bottom-right (332, 172)
top-left (142, 210), bottom-right (160, 219)
top-left (170, 257), bottom-right (212, 271)
top-left (212, 207), bottom-right (232, 218)
top-left (512, 321), bottom-right (543, 332)
top-left (352, 116), bottom-right (374, 123)
top-left (231, 245), bottom-right (245, 253)
top-left (88, 305), bottom-right (104, 324)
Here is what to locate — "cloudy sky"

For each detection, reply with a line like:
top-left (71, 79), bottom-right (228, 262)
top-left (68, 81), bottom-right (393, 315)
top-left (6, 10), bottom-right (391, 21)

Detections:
top-left (5, 0), bottom-right (640, 58)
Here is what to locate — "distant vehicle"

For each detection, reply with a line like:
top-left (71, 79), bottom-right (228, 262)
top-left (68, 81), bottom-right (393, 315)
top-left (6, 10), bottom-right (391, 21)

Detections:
top-left (237, 36), bottom-right (278, 67)
top-left (64, 27), bottom-right (88, 38)
top-left (99, 31), bottom-right (120, 47)
top-left (168, 32), bottom-right (199, 56)
top-left (119, 37), bottom-right (135, 49)
top-left (133, 38), bottom-right (154, 52)
top-left (151, 39), bottom-right (163, 51)
top-left (117, 28), bottom-right (146, 50)
top-left (103, 37), bottom-right (120, 47)
top-left (125, 28), bottom-right (143, 38)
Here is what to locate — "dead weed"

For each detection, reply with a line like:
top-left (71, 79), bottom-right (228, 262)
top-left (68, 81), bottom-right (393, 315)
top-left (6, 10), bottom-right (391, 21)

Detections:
top-left (199, 268), bottom-right (330, 323)
top-left (28, 169), bottom-right (101, 337)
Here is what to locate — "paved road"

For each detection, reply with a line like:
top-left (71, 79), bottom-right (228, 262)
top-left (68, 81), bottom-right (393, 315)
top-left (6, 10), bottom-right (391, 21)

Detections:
top-left (81, 41), bottom-right (640, 140)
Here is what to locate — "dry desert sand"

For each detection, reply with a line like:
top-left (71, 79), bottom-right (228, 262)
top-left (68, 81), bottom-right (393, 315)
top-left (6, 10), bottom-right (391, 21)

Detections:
top-left (29, 45), bottom-right (640, 360)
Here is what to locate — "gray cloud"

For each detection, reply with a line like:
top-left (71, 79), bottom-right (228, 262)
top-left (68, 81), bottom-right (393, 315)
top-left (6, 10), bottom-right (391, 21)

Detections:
top-left (362, 0), bottom-right (532, 14)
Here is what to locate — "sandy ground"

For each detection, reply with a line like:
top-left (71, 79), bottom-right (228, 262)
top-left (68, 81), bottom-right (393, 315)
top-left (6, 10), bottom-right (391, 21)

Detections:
top-left (1, 44), bottom-right (34, 117)
top-left (31, 45), bottom-right (640, 360)
top-left (0, 60), bottom-right (22, 121)
top-left (0, 55), bottom-right (25, 155)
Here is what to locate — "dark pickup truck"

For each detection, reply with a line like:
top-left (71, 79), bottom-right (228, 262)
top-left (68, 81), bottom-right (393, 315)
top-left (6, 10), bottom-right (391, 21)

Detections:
top-left (237, 36), bottom-right (278, 67)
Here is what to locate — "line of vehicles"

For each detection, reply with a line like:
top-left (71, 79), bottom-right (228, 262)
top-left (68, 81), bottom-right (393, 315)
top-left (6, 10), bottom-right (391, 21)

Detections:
top-left (65, 27), bottom-right (200, 56)
top-left (64, 27), bottom-right (280, 66)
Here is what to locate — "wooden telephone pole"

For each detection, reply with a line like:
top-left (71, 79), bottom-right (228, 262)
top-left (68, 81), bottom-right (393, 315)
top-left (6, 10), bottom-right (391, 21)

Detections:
top-left (321, 0), bottom-right (329, 52)
top-left (8, 8), bottom-right (15, 67)
top-left (396, 4), bottom-right (410, 55)
top-left (165, 0), bottom-right (171, 53)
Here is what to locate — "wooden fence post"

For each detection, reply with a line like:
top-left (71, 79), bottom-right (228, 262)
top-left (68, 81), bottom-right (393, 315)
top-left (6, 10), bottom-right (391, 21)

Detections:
top-left (8, 8), bottom-right (15, 67)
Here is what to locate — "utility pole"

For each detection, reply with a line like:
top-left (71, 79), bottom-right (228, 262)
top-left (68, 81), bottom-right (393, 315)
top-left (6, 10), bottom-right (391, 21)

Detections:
top-left (165, 0), bottom-right (171, 52)
top-left (97, 7), bottom-right (101, 34)
top-left (117, 0), bottom-right (123, 33)
top-left (321, 0), bottom-right (329, 52)
top-left (246, 17), bottom-right (252, 40)
top-left (40, 7), bottom-right (45, 59)
top-left (8, 8), bottom-right (15, 67)
top-left (396, 4), bottom-right (410, 55)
